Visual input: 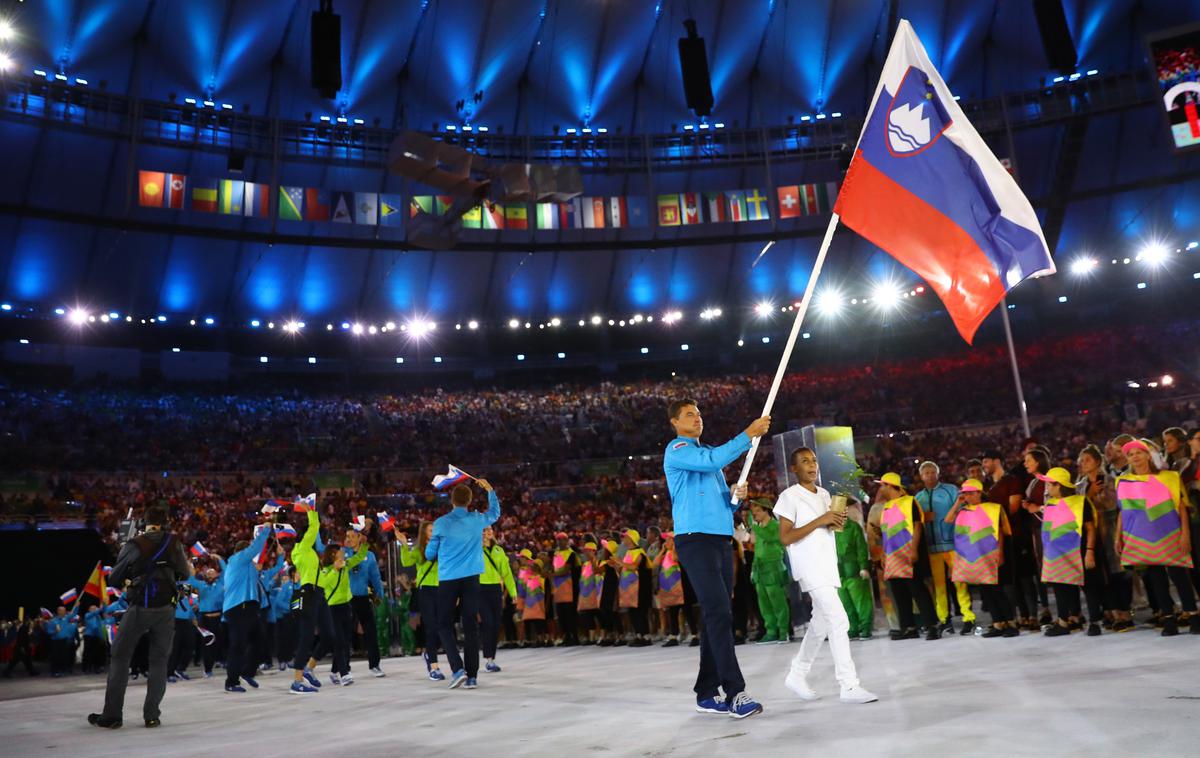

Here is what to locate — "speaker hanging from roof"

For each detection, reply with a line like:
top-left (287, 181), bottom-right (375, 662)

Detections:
top-left (311, 0), bottom-right (342, 100)
top-left (1032, 0), bottom-right (1077, 75)
top-left (678, 19), bottom-right (714, 117)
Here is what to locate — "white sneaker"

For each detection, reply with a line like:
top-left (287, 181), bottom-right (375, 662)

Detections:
top-left (784, 672), bottom-right (819, 701)
top-left (341, 673), bottom-right (354, 685)
top-left (840, 685), bottom-right (878, 704)
top-left (370, 667), bottom-right (385, 678)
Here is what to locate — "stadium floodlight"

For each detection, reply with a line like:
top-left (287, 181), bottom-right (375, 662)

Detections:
top-left (308, 357), bottom-right (316, 364)
top-left (1139, 241), bottom-right (1169, 267)
top-left (870, 281), bottom-right (902, 311)
top-left (681, 344), bottom-right (689, 351)
top-left (385, 321), bottom-right (396, 330)
top-left (367, 325), bottom-right (378, 334)
top-left (1162, 374), bottom-right (1175, 387)
top-left (468, 320), bottom-right (479, 330)
top-left (259, 356), bottom-right (268, 363)
top-left (68, 308), bottom-right (89, 326)
top-left (591, 315), bottom-right (603, 325)
top-left (508, 318), bottom-right (520, 329)
top-left (815, 289), bottom-right (842, 317)
top-left (0, 20), bottom-right (14, 42)
top-left (641, 347), bottom-right (649, 354)
top-left (662, 310), bottom-right (682, 324)
top-left (409, 319), bottom-right (432, 337)
top-left (557, 352), bottom-right (566, 359)
top-left (1069, 257), bottom-right (1097, 276)
top-left (0, 54), bottom-right (13, 74)
top-left (351, 323), bottom-right (364, 335)
top-left (549, 317), bottom-right (561, 327)
top-left (754, 301), bottom-right (774, 319)
top-left (0, 303), bottom-right (11, 311)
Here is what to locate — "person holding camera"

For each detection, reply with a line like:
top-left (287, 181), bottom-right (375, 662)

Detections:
top-left (88, 504), bottom-right (191, 729)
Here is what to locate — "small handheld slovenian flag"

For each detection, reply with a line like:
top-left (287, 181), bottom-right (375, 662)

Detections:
top-left (262, 499), bottom-right (290, 515)
top-left (190, 541), bottom-right (208, 558)
top-left (275, 523), bottom-right (298, 538)
top-left (40, 607), bottom-right (53, 619)
top-left (432, 465), bottom-right (470, 490)
top-left (60, 588), bottom-right (78, 605)
top-left (107, 587), bottom-right (122, 598)
top-left (377, 511), bottom-right (396, 532)
top-left (350, 515), bottom-right (367, 532)
top-left (101, 565), bottom-right (113, 576)
top-left (293, 493), bottom-right (317, 513)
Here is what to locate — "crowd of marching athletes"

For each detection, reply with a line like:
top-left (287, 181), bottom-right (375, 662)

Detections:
top-left (7, 416), bottom-right (1200, 686)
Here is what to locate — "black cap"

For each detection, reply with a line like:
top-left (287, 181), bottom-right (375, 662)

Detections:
top-left (980, 449), bottom-right (1003, 460)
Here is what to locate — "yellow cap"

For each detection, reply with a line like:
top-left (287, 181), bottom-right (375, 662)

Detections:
top-left (518, 548), bottom-right (532, 560)
top-left (582, 542), bottom-right (598, 551)
top-left (960, 478), bottom-right (984, 493)
top-left (604, 540), bottom-right (618, 554)
top-left (1036, 467), bottom-right (1074, 489)
top-left (874, 472), bottom-right (904, 489)
top-left (625, 529), bottom-right (641, 544)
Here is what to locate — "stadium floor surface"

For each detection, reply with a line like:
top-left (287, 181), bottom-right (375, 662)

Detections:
top-left (0, 624), bottom-right (1196, 757)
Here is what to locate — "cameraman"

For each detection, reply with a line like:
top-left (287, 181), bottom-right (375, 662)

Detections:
top-left (88, 504), bottom-right (190, 729)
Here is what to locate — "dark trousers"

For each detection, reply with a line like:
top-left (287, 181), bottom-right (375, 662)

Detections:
top-left (663, 606), bottom-right (682, 636)
top-left (291, 587), bottom-right (334, 670)
top-left (5, 645), bottom-right (36, 676)
top-left (51, 638), bottom-right (74, 674)
top-left (261, 620), bottom-right (275, 667)
top-left (275, 613), bottom-right (298, 666)
top-left (979, 584), bottom-right (1014, 623)
top-left (102, 605), bottom-right (174, 722)
top-left (436, 576), bottom-right (481, 677)
top-left (223, 602), bottom-right (262, 687)
top-left (1145, 565), bottom-right (1198, 613)
top-left (1050, 583), bottom-right (1081, 620)
top-left (674, 533), bottom-right (745, 704)
top-left (198, 614), bottom-right (222, 673)
top-left (555, 601), bottom-right (579, 643)
top-left (478, 584), bottom-right (503, 658)
top-left (417, 586), bottom-right (439, 663)
top-left (889, 577), bottom-right (937, 631)
top-left (168, 619), bottom-right (194, 673)
top-left (82, 635), bottom-right (106, 673)
top-left (330, 603), bottom-right (353, 676)
top-left (1106, 570), bottom-right (1133, 612)
top-left (350, 596), bottom-right (380, 669)
top-left (628, 605), bottom-right (649, 635)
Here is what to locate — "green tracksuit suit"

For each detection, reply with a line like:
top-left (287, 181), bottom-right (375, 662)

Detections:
top-left (835, 520), bottom-right (874, 637)
top-left (750, 519), bottom-right (791, 640)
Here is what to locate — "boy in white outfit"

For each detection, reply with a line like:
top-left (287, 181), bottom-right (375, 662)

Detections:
top-left (773, 447), bottom-right (878, 704)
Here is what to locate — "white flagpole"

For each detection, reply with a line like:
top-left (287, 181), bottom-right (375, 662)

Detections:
top-left (731, 211), bottom-right (841, 503)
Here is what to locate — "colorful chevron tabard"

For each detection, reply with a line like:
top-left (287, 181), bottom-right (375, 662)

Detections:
top-left (1117, 472), bottom-right (1193, 568)
top-left (1040, 496), bottom-right (1086, 585)
top-left (882, 496), bottom-right (917, 579)
top-left (951, 502), bottom-right (1005, 585)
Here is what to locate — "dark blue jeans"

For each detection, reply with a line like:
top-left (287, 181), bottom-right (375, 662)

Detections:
top-left (437, 576), bottom-right (481, 677)
top-left (674, 532), bottom-right (745, 703)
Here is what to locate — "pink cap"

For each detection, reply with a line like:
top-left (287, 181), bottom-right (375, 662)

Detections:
top-left (1121, 439), bottom-right (1149, 455)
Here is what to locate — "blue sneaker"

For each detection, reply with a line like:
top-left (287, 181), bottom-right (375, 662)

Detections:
top-left (727, 692), bottom-right (764, 719)
top-left (695, 697), bottom-right (729, 715)
top-left (175, 670), bottom-right (191, 681)
top-left (243, 676), bottom-right (259, 689)
top-left (485, 661), bottom-right (501, 673)
top-left (302, 669), bottom-right (322, 688)
top-left (167, 675), bottom-right (177, 684)
top-left (428, 668), bottom-right (445, 682)
top-left (224, 684), bottom-right (246, 693)
top-left (329, 673), bottom-right (341, 686)
top-left (448, 669), bottom-right (468, 689)
top-left (289, 681), bottom-right (318, 694)
top-left (464, 677), bottom-right (477, 689)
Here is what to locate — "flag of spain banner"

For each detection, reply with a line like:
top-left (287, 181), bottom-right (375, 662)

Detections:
top-left (505, 204), bottom-right (529, 230)
top-left (279, 186), bottom-right (305, 221)
top-left (657, 194), bottom-right (681, 226)
top-left (833, 19), bottom-right (1053, 343)
top-left (535, 203), bottom-right (559, 230)
top-left (138, 171), bottom-right (165, 207)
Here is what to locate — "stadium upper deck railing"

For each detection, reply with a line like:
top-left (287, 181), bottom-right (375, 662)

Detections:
top-left (0, 70), bottom-right (1154, 172)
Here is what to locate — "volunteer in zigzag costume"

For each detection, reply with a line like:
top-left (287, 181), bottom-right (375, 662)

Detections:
top-left (945, 479), bottom-right (1017, 637)
top-left (747, 499), bottom-right (791, 644)
top-left (651, 533), bottom-right (687, 647)
top-left (1115, 439), bottom-right (1198, 636)
top-left (1036, 467), bottom-right (1103, 637)
top-left (576, 542), bottom-right (603, 644)
top-left (551, 532), bottom-right (581, 646)
top-left (877, 473), bottom-right (940, 639)
top-left (617, 529), bottom-right (654, 647)
top-left (516, 550), bottom-right (548, 646)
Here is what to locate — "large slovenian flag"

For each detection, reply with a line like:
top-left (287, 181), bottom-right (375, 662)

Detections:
top-left (833, 20), bottom-right (1054, 343)
top-left (432, 465), bottom-right (470, 490)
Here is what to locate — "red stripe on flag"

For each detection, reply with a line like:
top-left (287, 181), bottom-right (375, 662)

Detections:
top-left (834, 150), bottom-right (1007, 343)
top-left (1187, 102), bottom-right (1200, 139)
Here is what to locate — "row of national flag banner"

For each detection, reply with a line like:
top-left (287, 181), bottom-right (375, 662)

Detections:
top-left (138, 170), bottom-right (837, 229)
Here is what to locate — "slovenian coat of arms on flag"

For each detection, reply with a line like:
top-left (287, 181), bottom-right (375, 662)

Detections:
top-left (833, 20), bottom-right (1054, 343)
top-left (432, 465), bottom-right (471, 490)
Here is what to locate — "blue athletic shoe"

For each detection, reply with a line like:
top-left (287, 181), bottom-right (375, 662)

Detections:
top-left (167, 675), bottom-right (177, 684)
top-left (175, 670), bottom-right (191, 681)
top-left (428, 668), bottom-right (445, 682)
top-left (695, 697), bottom-right (729, 715)
top-left (464, 677), bottom-right (477, 689)
top-left (448, 669), bottom-right (468, 689)
top-left (302, 668), bottom-right (322, 688)
top-left (485, 661), bottom-right (501, 673)
top-left (329, 673), bottom-right (341, 686)
top-left (727, 692), bottom-right (764, 719)
top-left (224, 684), bottom-right (246, 693)
top-left (289, 681), bottom-right (318, 694)
top-left (243, 676), bottom-right (259, 689)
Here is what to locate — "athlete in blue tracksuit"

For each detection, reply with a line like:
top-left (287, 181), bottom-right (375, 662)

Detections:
top-left (270, 568), bottom-right (299, 671)
top-left (257, 553), bottom-right (286, 670)
top-left (82, 606), bottom-right (107, 673)
top-left (663, 399), bottom-right (769, 719)
top-left (168, 593), bottom-right (197, 680)
top-left (47, 609), bottom-right (79, 676)
top-left (186, 559), bottom-right (226, 675)
top-left (346, 540), bottom-right (386, 675)
top-left (221, 527), bottom-right (272, 692)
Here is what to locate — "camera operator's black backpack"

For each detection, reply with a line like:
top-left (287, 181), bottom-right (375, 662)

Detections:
top-left (129, 533), bottom-right (179, 608)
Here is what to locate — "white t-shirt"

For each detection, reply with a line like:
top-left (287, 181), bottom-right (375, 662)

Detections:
top-left (773, 484), bottom-right (840, 591)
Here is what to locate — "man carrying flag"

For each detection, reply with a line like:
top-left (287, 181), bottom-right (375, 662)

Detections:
top-left (832, 19), bottom-right (1054, 343)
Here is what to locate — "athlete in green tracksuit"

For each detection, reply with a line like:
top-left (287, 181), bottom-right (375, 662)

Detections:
top-left (749, 499), bottom-right (791, 643)
top-left (835, 514), bottom-right (874, 639)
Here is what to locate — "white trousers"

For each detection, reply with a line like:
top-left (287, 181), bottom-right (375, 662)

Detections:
top-left (789, 585), bottom-right (859, 690)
